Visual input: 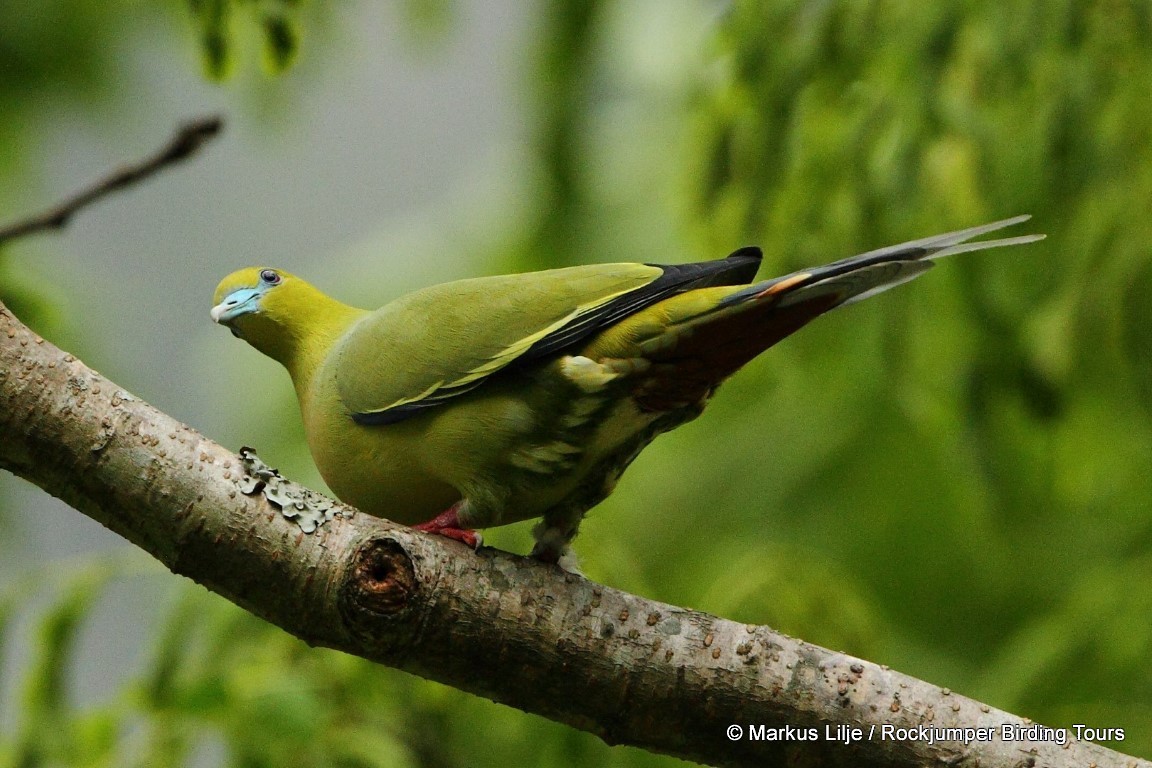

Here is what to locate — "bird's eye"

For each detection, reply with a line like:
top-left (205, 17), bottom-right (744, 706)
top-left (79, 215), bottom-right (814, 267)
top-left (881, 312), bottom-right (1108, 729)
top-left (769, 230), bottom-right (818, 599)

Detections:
top-left (260, 269), bottom-right (281, 285)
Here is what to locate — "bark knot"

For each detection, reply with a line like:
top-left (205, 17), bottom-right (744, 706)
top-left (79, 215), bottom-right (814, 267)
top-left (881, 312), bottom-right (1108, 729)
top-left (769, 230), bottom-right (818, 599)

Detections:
top-left (342, 537), bottom-right (417, 620)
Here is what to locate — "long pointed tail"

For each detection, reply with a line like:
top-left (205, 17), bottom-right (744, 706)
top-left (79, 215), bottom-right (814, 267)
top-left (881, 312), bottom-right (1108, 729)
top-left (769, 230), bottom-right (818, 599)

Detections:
top-left (726, 215), bottom-right (1045, 311)
top-left (625, 216), bottom-right (1044, 411)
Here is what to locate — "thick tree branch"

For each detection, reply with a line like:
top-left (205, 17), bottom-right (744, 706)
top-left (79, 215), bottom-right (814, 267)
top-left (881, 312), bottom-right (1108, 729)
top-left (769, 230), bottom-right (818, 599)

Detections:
top-left (0, 116), bottom-right (222, 246)
top-left (0, 305), bottom-right (1146, 768)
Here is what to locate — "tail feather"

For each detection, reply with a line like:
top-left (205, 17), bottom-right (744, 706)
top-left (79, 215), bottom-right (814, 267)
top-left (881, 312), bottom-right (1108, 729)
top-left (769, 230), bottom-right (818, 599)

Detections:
top-left (832, 260), bottom-right (935, 307)
top-left (625, 216), bottom-right (1044, 412)
top-left (728, 215), bottom-right (1043, 310)
top-left (843, 214), bottom-right (1034, 264)
top-left (926, 232), bottom-right (1046, 261)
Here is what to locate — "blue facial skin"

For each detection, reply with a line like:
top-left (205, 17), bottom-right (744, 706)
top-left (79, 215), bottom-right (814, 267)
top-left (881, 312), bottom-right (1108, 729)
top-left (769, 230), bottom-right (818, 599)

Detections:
top-left (212, 270), bottom-right (284, 338)
top-left (211, 287), bottom-right (263, 325)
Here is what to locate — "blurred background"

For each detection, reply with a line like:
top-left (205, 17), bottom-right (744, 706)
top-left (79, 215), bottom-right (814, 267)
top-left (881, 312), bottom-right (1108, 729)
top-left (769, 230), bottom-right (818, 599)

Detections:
top-left (2, 0), bottom-right (1151, 765)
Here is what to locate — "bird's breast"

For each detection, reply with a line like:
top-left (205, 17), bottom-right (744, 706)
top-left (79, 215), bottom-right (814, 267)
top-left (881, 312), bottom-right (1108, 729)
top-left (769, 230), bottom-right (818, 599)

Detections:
top-left (300, 376), bottom-right (461, 524)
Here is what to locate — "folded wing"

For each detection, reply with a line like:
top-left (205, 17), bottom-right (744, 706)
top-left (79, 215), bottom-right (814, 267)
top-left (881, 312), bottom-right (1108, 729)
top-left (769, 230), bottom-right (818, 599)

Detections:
top-left (338, 250), bottom-right (763, 425)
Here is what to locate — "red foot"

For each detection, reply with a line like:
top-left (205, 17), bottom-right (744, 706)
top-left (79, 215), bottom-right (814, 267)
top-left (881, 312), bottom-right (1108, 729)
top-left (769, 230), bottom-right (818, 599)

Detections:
top-left (413, 505), bottom-right (482, 549)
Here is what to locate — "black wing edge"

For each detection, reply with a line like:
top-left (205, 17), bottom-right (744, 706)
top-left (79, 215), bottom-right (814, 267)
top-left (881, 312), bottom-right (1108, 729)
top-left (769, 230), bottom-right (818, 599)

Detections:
top-left (512, 246), bottom-right (763, 362)
top-left (352, 379), bottom-right (488, 425)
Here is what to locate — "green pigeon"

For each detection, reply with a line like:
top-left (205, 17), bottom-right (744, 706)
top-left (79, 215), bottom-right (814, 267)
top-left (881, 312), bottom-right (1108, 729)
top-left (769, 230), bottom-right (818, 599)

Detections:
top-left (211, 216), bottom-right (1042, 562)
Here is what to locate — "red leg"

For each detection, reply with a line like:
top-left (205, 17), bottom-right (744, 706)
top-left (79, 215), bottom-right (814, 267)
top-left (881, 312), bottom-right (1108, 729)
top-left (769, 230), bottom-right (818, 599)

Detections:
top-left (413, 503), bottom-right (482, 549)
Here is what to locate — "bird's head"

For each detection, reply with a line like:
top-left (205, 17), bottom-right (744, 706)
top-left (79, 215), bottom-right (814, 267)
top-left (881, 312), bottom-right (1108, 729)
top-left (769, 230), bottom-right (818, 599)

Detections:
top-left (212, 267), bottom-right (295, 336)
top-left (211, 267), bottom-right (356, 372)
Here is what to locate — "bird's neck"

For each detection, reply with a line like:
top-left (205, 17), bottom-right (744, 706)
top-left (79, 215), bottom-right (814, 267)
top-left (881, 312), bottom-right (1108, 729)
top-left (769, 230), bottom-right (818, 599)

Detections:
top-left (242, 291), bottom-right (368, 396)
top-left (283, 303), bottom-right (367, 398)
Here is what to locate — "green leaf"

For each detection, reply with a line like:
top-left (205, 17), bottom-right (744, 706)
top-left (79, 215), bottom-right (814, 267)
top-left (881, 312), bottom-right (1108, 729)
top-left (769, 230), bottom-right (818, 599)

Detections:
top-left (261, 12), bottom-right (299, 74)
top-left (188, 0), bottom-right (233, 80)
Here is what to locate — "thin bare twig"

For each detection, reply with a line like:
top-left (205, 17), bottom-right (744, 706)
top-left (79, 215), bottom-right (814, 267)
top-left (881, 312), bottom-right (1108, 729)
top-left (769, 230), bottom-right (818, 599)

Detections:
top-left (0, 116), bottom-right (223, 246)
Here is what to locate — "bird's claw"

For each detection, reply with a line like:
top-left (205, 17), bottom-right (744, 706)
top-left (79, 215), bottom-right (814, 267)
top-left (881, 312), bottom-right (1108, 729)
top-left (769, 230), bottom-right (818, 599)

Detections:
top-left (413, 505), bottom-right (482, 549)
top-left (417, 525), bottom-right (482, 549)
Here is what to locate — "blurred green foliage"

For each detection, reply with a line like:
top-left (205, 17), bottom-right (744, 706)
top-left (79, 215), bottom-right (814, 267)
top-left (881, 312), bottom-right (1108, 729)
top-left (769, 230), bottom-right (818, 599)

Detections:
top-left (186, 0), bottom-right (303, 78)
top-left (3, 0), bottom-right (1152, 766)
